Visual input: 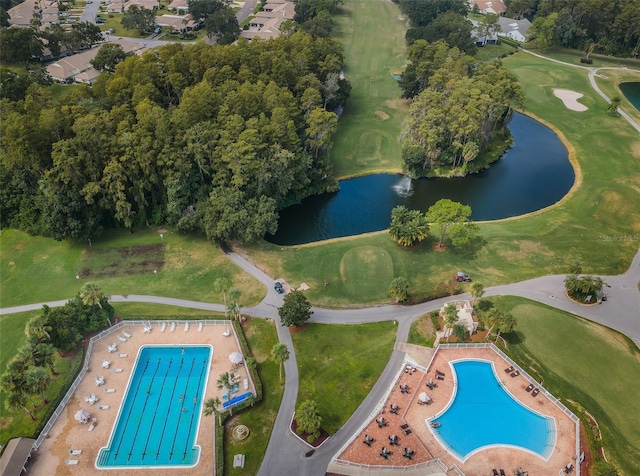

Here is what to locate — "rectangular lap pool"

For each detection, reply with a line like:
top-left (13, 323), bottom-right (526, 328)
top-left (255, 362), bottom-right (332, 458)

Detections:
top-left (97, 345), bottom-right (212, 469)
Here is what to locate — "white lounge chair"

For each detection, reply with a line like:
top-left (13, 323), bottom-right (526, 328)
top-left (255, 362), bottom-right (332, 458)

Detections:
top-left (69, 449), bottom-right (82, 456)
top-left (88, 423), bottom-right (95, 432)
top-left (222, 328), bottom-right (230, 337)
top-left (117, 336), bottom-right (127, 342)
top-left (99, 405), bottom-right (110, 410)
top-left (170, 322), bottom-right (176, 332)
top-left (198, 322), bottom-right (203, 332)
top-left (243, 378), bottom-right (248, 390)
top-left (65, 459), bottom-right (79, 465)
top-left (143, 323), bottom-right (152, 333)
top-left (184, 322), bottom-right (189, 332)
top-left (122, 330), bottom-right (132, 338)
top-left (112, 368), bottom-right (123, 373)
top-left (118, 353), bottom-right (127, 358)
top-left (105, 388), bottom-right (116, 393)
top-left (160, 322), bottom-right (166, 332)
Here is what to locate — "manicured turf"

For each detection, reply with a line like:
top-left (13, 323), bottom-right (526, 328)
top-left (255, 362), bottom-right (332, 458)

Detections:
top-left (330, 0), bottom-right (409, 178)
top-left (492, 296), bottom-right (640, 476)
top-left (291, 322), bottom-right (396, 434)
top-left (0, 228), bottom-right (265, 308)
top-left (592, 68), bottom-right (640, 125)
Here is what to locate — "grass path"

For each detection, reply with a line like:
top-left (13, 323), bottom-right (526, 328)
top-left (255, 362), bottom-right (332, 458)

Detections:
top-left (330, 0), bottom-right (409, 178)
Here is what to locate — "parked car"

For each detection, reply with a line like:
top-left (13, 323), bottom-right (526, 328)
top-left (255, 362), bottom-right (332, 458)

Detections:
top-left (274, 282), bottom-right (284, 294)
top-left (454, 272), bottom-right (471, 282)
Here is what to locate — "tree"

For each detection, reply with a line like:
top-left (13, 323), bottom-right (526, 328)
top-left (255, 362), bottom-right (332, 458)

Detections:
top-left (568, 259), bottom-right (583, 275)
top-left (0, 27), bottom-right (43, 64)
top-left (25, 315), bottom-right (52, 344)
top-left (5, 390), bottom-right (36, 421)
top-left (470, 282), bottom-right (485, 303)
top-left (295, 399), bottom-right (322, 438)
top-left (271, 343), bottom-right (290, 384)
top-left (443, 303), bottom-right (458, 341)
top-left (205, 7), bottom-right (240, 45)
top-left (484, 308), bottom-right (516, 345)
top-left (478, 13), bottom-right (501, 46)
top-left (214, 277), bottom-right (231, 319)
top-left (564, 274), bottom-right (603, 302)
top-left (452, 324), bottom-right (468, 342)
top-left (529, 13), bottom-right (558, 48)
top-left (389, 206), bottom-right (429, 247)
top-left (228, 288), bottom-right (242, 320)
top-left (68, 22), bottom-right (103, 49)
top-left (32, 343), bottom-right (58, 375)
top-left (121, 5), bottom-right (156, 35)
top-left (25, 366), bottom-right (51, 404)
top-left (426, 199), bottom-right (476, 248)
top-left (203, 396), bottom-right (222, 425)
top-left (389, 277), bottom-right (409, 303)
top-left (608, 96), bottom-right (621, 117)
top-left (91, 43), bottom-right (131, 73)
top-left (305, 108), bottom-right (338, 159)
top-left (278, 289), bottom-right (313, 327)
top-left (216, 371), bottom-right (235, 415)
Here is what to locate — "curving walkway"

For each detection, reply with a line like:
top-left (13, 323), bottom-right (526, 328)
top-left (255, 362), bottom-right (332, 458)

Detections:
top-left (2, 247), bottom-right (639, 475)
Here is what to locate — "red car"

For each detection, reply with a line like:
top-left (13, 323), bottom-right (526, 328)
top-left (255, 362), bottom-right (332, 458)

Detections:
top-left (454, 272), bottom-right (471, 282)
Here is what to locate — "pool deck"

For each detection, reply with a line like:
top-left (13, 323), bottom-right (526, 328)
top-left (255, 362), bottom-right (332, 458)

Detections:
top-left (28, 322), bottom-right (251, 476)
top-left (334, 346), bottom-right (580, 475)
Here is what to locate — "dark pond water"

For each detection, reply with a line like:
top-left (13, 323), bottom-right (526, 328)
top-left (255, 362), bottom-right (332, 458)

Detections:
top-left (619, 82), bottom-right (640, 112)
top-left (267, 112), bottom-right (574, 245)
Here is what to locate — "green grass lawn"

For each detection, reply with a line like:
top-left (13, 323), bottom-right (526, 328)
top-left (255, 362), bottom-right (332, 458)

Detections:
top-left (241, 48), bottom-right (640, 307)
top-left (291, 322), bottom-right (396, 433)
top-left (222, 318), bottom-right (282, 476)
top-left (330, 0), bottom-right (409, 178)
top-left (474, 42), bottom-right (517, 62)
top-left (593, 68), bottom-right (640, 125)
top-left (488, 296), bottom-right (640, 476)
top-left (0, 228), bottom-right (265, 308)
top-left (531, 47), bottom-right (640, 71)
top-left (98, 14), bottom-right (141, 38)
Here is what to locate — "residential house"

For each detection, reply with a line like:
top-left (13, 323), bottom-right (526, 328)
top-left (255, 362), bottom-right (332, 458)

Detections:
top-left (497, 16), bottom-right (531, 43)
top-left (167, 0), bottom-right (189, 14)
top-left (8, 0), bottom-right (56, 26)
top-left (440, 300), bottom-right (478, 338)
top-left (470, 19), bottom-right (499, 46)
top-left (156, 14), bottom-right (198, 33)
top-left (123, 0), bottom-right (159, 11)
top-left (240, 1), bottom-right (295, 40)
top-left (468, 0), bottom-right (506, 15)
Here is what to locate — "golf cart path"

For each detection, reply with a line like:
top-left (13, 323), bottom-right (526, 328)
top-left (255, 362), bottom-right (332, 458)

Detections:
top-left (2, 247), bottom-right (639, 475)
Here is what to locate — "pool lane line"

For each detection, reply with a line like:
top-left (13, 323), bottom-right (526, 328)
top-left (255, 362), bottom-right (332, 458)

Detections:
top-left (168, 357), bottom-right (196, 461)
top-left (180, 357), bottom-right (209, 461)
top-left (127, 357), bottom-right (162, 462)
top-left (142, 356), bottom-right (174, 462)
top-left (112, 357), bottom-right (151, 463)
top-left (156, 356), bottom-right (184, 460)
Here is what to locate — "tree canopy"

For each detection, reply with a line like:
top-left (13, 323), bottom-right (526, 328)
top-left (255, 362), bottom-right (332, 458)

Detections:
top-left (389, 205), bottom-right (429, 247)
top-left (0, 34), bottom-right (350, 243)
top-left (278, 289), bottom-right (313, 327)
top-left (425, 199), bottom-right (479, 248)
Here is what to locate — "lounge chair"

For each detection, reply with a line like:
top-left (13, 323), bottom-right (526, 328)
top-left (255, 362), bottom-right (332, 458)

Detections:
top-left (65, 459), bottom-right (79, 465)
top-left (170, 322), bottom-right (176, 332)
top-left (436, 374), bottom-right (444, 381)
top-left (510, 370), bottom-right (520, 377)
top-left (105, 388), bottom-right (115, 393)
top-left (222, 328), bottom-right (230, 337)
top-left (117, 336), bottom-right (127, 342)
top-left (88, 423), bottom-right (95, 432)
top-left (68, 449), bottom-right (82, 455)
top-left (99, 405), bottom-right (110, 410)
top-left (198, 322), bottom-right (203, 332)
top-left (436, 370), bottom-right (445, 377)
top-left (400, 423), bottom-right (409, 430)
top-left (160, 322), bottom-right (166, 332)
top-left (526, 384), bottom-right (534, 392)
top-left (113, 368), bottom-right (123, 373)
top-left (532, 388), bottom-right (540, 397)
top-left (118, 353), bottom-right (128, 358)
top-left (493, 470), bottom-right (499, 476)
top-left (504, 366), bottom-right (514, 373)
top-left (184, 322), bottom-right (189, 332)
top-left (403, 428), bottom-right (412, 435)
top-left (243, 378), bottom-right (248, 390)
top-left (122, 330), bottom-right (132, 338)
top-left (500, 470), bottom-right (506, 476)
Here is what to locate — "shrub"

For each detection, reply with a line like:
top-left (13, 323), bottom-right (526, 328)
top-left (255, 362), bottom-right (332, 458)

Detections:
top-left (580, 57), bottom-right (593, 64)
top-left (430, 311), bottom-right (441, 331)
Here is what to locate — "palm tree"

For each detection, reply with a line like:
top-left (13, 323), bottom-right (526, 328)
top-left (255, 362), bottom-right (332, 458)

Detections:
top-left (203, 397), bottom-right (222, 426)
top-left (568, 260), bottom-right (583, 275)
top-left (470, 282), bottom-right (485, 304)
top-left (25, 366), bottom-right (51, 404)
top-left (271, 343), bottom-right (290, 384)
top-left (25, 315), bottom-right (52, 344)
top-left (32, 343), bottom-right (58, 375)
top-left (80, 282), bottom-right (110, 326)
top-left (564, 274), bottom-right (580, 297)
top-left (5, 390), bottom-right (36, 421)
top-left (228, 288), bottom-right (241, 320)
top-left (214, 277), bottom-right (231, 319)
top-left (216, 371), bottom-right (235, 415)
top-left (295, 400), bottom-right (322, 438)
top-left (443, 304), bottom-right (458, 341)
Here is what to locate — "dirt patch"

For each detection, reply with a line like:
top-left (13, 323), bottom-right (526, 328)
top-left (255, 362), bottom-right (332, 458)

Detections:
top-left (384, 98), bottom-right (411, 111)
top-left (289, 323), bottom-right (310, 334)
top-left (78, 244), bottom-right (165, 278)
top-left (375, 110), bottom-right (390, 120)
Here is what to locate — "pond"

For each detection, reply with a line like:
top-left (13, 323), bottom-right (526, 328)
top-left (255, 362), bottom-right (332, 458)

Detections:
top-left (619, 82), bottom-right (640, 112)
top-left (267, 112), bottom-right (574, 245)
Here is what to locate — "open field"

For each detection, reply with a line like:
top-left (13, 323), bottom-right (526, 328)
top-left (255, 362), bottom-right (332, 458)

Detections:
top-left (330, 0), bottom-right (408, 178)
top-left (0, 228), bottom-right (265, 308)
top-left (493, 296), bottom-right (640, 476)
top-left (291, 322), bottom-right (396, 434)
top-left (593, 68), bottom-right (640, 125)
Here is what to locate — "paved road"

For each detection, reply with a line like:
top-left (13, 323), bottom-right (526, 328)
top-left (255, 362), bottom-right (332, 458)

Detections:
top-left (80, 0), bottom-right (100, 23)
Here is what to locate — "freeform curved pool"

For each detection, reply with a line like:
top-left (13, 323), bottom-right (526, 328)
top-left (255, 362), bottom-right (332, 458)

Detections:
top-left (97, 345), bottom-right (212, 469)
top-left (428, 360), bottom-right (556, 462)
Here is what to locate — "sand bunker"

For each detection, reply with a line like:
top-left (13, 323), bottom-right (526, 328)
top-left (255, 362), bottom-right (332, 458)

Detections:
top-left (374, 110), bottom-right (390, 120)
top-left (553, 89), bottom-right (588, 111)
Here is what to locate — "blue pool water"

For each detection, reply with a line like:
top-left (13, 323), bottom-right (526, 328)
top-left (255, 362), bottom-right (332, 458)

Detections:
top-left (97, 345), bottom-right (212, 468)
top-left (429, 360), bottom-right (555, 462)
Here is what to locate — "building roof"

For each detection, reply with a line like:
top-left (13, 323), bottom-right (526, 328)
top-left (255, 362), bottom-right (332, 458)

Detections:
top-left (167, 0), bottom-right (188, 10)
top-left (0, 438), bottom-right (35, 476)
top-left (155, 14), bottom-right (197, 29)
top-left (123, 0), bottom-right (158, 10)
top-left (470, 0), bottom-right (506, 14)
top-left (259, 2), bottom-right (295, 19)
top-left (497, 16), bottom-right (531, 37)
top-left (8, 0), bottom-right (53, 26)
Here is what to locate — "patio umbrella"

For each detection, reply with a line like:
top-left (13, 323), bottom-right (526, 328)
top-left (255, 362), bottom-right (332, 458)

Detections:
top-left (74, 408), bottom-right (90, 423)
top-left (229, 352), bottom-right (243, 364)
top-left (418, 392), bottom-right (431, 403)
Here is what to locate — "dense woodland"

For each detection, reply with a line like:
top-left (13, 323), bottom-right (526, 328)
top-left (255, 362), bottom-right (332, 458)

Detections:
top-left (0, 34), bottom-right (351, 242)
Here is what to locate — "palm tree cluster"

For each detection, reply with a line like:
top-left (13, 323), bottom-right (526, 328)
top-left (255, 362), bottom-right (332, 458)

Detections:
top-left (389, 206), bottom-right (429, 247)
top-left (564, 274), bottom-right (604, 303)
